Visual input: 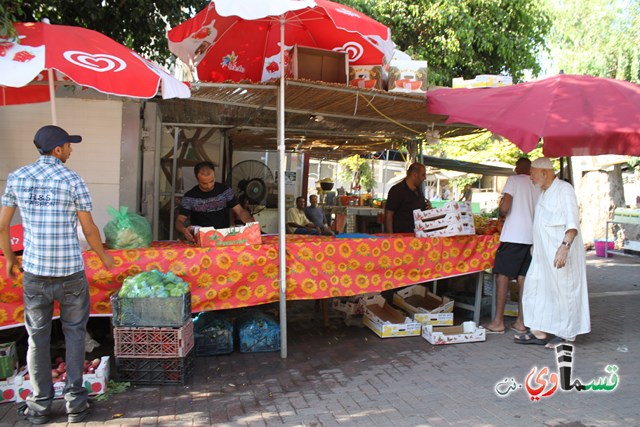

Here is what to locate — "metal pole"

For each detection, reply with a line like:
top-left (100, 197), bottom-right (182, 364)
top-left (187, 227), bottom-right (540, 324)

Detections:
top-left (169, 127), bottom-right (180, 240)
top-left (278, 16), bottom-right (288, 359)
top-left (48, 69), bottom-right (57, 125)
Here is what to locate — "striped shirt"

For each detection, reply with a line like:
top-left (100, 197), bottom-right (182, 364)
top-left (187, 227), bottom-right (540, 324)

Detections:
top-left (1, 156), bottom-right (92, 277)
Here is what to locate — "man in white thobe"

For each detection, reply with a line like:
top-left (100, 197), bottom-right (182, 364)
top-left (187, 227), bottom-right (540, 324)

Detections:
top-left (515, 157), bottom-right (590, 349)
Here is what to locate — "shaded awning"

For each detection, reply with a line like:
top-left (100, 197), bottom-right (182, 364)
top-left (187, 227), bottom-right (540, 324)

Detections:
top-left (158, 80), bottom-right (484, 159)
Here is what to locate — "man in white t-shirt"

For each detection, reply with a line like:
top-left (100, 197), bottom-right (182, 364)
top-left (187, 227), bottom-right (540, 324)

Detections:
top-left (484, 158), bottom-right (541, 334)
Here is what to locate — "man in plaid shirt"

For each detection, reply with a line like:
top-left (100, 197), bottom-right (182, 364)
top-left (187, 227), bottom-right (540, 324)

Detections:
top-left (0, 125), bottom-right (114, 424)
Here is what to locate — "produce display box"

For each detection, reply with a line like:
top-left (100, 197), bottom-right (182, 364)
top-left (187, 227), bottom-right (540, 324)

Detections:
top-left (116, 350), bottom-right (194, 385)
top-left (388, 60), bottom-right (428, 93)
top-left (111, 291), bottom-right (192, 327)
top-left (362, 295), bottom-right (422, 338)
top-left (413, 201), bottom-right (472, 222)
top-left (237, 312), bottom-right (280, 353)
top-left (332, 293), bottom-right (377, 316)
top-left (0, 342), bottom-right (18, 380)
top-left (0, 370), bottom-right (20, 404)
top-left (414, 202), bottom-right (475, 237)
top-left (422, 321), bottom-right (486, 345)
top-left (393, 286), bottom-right (454, 325)
top-left (114, 321), bottom-right (194, 358)
top-left (193, 312), bottom-right (234, 356)
top-left (348, 65), bottom-right (385, 90)
top-left (196, 222), bottom-right (262, 247)
top-left (14, 356), bottom-right (110, 403)
top-left (415, 222), bottom-right (475, 238)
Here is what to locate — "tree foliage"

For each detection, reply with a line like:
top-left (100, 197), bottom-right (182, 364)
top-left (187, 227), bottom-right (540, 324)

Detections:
top-left (423, 132), bottom-right (543, 167)
top-left (342, 0), bottom-right (551, 85)
top-left (338, 155), bottom-right (373, 193)
top-left (543, 0), bottom-right (640, 83)
top-left (1, 0), bottom-right (208, 64)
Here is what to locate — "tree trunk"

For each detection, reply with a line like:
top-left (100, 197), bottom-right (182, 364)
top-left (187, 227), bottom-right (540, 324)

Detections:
top-left (578, 166), bottom-right (625, 247)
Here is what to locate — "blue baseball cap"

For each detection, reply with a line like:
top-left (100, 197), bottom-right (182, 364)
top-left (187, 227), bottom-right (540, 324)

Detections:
top-left (33, 125), bottom-right (82, 154)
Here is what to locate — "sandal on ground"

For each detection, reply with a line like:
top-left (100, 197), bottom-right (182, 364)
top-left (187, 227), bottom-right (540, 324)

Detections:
top-left (68, 400), bottom-right (93, 423)
top-left (514, 331), bottom-right (548, 345)
top-left (482, 324), bottom-right (505, 334)
top-left (17, 403), bottom-right (50, 425)
top-left (545, 336), bottom-right (568, 349)
top-left (510, 326), bottom-right (529, 334)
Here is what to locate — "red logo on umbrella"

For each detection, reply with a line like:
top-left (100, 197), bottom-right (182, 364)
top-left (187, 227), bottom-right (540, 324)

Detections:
top-left (63, 51), bottom-right (127, 73)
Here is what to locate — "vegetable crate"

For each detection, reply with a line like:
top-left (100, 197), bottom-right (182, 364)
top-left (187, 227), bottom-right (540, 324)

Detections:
top-left (111, 291), bottom-right (192, 327)
top-left (193, 312), bottom-right (234, 356)
top-left (236, 311), bottom-right (280, 353)
top-left (115, 350), bottom-right (194, 385)
top-left (114, 321), bottom-right (194, 358)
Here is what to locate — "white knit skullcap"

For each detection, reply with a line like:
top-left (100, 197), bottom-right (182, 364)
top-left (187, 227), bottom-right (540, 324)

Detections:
top-left (531, 157), bottom-right (554, 170)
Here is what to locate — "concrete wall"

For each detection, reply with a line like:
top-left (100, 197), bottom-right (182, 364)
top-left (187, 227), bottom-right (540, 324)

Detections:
top-left (0, 98), bottom-right (128, 237)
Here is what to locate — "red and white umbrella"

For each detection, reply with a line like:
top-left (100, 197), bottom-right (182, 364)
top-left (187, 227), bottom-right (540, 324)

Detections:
top-left (0, 22), bottom-right (190, 123)
top-left (168, 0), bottom-right (393, 357)
top-left (167, 0), bottom-right (394, 82)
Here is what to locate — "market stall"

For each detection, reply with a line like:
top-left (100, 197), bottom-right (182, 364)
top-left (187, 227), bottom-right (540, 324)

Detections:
top-left (0, 234), bottom-right (498, 330)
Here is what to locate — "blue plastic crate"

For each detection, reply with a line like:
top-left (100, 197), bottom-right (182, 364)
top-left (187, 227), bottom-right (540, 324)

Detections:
top-left (236, 311), bottom-right (280, 353)
top-left (192, 312), bottom-right (234, 356)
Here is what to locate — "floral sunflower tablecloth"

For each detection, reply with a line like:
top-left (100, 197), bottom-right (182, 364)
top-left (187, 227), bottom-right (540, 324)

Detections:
top-left (0, 234), bottom-right (499, 329)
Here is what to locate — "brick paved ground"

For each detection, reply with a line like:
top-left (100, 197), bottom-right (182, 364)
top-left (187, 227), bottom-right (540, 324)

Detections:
top-left (1, 251), bottom-right (638, 426)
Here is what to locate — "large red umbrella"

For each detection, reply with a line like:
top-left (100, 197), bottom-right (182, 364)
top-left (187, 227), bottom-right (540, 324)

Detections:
top-left (0, 22), bottom-right (190, 122)
top-left (167, 0), bottom-right (394, 82)
top-left (168, 0), bottom-right (393, 358)
top-left (426, 74), bottom-right (640, 157)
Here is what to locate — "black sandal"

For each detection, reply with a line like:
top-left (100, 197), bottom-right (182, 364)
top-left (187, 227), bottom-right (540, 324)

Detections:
top-left (17, 403), bottom-right (50, 425)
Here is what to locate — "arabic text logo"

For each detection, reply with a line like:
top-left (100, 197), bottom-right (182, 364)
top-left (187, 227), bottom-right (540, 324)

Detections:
top-left (63, 51), bottom-right (127, 73)
top-left (494, 344), bottom-right (620, 400)
top-left (333, 42), bottom-right (364, 63)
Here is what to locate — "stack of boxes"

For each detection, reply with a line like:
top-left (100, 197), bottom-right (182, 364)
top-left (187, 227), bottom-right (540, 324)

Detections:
top-left (413, 201), bottom-right (475, 237)
top-left (111, 291), bottom-right (194, 384)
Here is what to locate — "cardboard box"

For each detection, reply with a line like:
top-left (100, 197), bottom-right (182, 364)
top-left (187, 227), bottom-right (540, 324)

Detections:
top-left (0, 370), bottom-right (20, 404)
top-left (362, 295), bottom-right (421, 338)
top-left (422, 321), bottom-right (486, 345)
top-left (413, 201), bottom-right (475, 237)
top-left (413, 201), bottom-right (472, 221)
top-left (452, 74), bottom-right (513, 88)
top-left (14, 356), bottom-right (110, 402)
top-left (348, 65), bottom-right (385, 90)
top-left (196, 222), bottom-right (262, 247)
top-left (388, 60), bottom-right (428, 93)
top-left (332, 293), bottom-right (378, 316)
top-left (415, 222), bottom-right (475, 238)
top-left (393, 286), bottom-right (454, 325)
top-left (290, 45), bottom-right (348, 84)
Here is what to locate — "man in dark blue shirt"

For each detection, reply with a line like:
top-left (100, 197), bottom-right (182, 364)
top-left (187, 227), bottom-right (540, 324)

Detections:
top-left (175, 162), bottom-right (252, 242)
top-left (384, 163), bottom-right (431, 233)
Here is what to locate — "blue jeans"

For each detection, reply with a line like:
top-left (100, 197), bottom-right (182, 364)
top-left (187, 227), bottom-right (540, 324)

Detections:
top-left (294, 227), bottom-right (321, 235)
top-left (22, 270), bottom-right (90, 415)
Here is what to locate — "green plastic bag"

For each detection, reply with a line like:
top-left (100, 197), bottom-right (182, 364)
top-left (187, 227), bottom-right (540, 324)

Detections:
top-left (104, 206), bottom-right (152, 249)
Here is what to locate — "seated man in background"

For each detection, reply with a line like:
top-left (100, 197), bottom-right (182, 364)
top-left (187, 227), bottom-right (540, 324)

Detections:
top-left (304, 195), bottom-right (334, 236)
top-left (286, 196), bottom-right (321, 235)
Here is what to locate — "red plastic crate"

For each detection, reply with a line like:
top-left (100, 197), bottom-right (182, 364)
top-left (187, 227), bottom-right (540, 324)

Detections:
top-left (114, 321), bottom-right (194, 358)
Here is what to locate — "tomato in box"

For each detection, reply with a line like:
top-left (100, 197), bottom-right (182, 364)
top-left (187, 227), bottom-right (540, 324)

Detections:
top-left (15, 356), bottom-right (110, 402)
top-left (197, 222), bottom-right (262, 247)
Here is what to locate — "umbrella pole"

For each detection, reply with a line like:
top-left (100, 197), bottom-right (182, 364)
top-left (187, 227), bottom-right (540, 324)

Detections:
top-left (48, 69), bottom-right (57, 125)
top-left (278, 16), bottom-right (288, 359)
